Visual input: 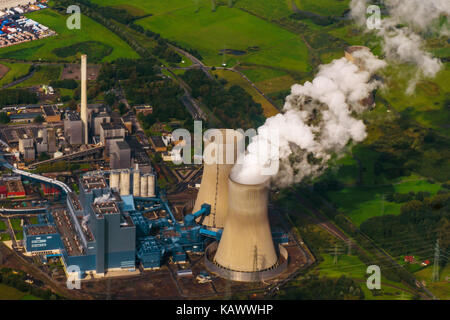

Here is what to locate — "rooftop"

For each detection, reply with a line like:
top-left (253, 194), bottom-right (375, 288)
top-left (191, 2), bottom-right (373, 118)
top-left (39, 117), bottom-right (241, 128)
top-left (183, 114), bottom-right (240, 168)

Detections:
top-left (80, 175), bottom-right (107, 192)
top-left (92, 201), bottom-right (119, 216)
top-left (66, 112), bottom-right (81, 121)
top-left (25, 225), bottom-right (57, 236)
top-left (101, 122), bottom-right (124, 130)
top-left (115, 140), bottom-right (130, 150)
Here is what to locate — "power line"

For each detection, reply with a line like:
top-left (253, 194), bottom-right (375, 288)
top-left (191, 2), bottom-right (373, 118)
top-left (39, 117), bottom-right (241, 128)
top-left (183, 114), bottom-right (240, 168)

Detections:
top-left (432, 239), bottom-right (440, 282)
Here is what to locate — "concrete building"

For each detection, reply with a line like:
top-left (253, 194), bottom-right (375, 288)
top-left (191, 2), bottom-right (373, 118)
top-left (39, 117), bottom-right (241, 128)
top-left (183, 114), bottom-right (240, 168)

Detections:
top-left (35, 138), bottom-right (48, 154)
top-left (23, 146), bottom-right (35, 161)
top-left (91, 112), bottom-right (110, 137)
top-left (99, 122), bottom-right (126, 151)
top-left (110, 140), bottom-right (131, 170)
top-left (64, 112), bottom-right (83, 145)
top-left (18, 135), bottom-right (33, 153)
top-left (47, 127), bottom-right (56, 153)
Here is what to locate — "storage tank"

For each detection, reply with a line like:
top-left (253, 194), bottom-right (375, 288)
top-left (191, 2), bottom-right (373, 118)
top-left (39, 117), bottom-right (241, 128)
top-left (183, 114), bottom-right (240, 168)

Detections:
top-left (193, 129), bottom-right (244, 229)
top-left (147, 173), bottom-right (156, 198)
top-left (140, 174), bottom-right (148, 197)
top-left (133, 170), bottom-right (140, 197)
top-left (120, 169), bottom-right (130, 196)
top-left (110, 170), bottom-right (120, 191)
top-left (213, 177), bottom-right (277, 273)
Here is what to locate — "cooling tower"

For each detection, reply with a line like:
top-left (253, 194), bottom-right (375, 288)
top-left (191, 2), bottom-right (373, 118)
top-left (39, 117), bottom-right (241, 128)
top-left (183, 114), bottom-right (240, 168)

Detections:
top-left (110, 170), bottom-right (120, 191)
top-left (120, 170), bottom-right (130, 196)
top-left (193, 129), bottom-right (244, 229)
top-left (205, 177), bottom-right (288, 282)
top-left (140, 175), bottom-right (148, 197)
top-left (214, 177), bottom-right (277, 270)
top-left (147, 173), bottom-right (156, 197)
top-left (80, 54), bottom-right (88, 145)
top-left (133, 170), bottom-right (140, 197)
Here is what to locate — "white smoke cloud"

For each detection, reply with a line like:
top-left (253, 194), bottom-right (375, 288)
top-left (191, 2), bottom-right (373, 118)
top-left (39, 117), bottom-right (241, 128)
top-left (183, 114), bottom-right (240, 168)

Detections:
top-left (230, 49), bottom-right (387, 187)
top-left (350, 0), bottom-right (448, 91)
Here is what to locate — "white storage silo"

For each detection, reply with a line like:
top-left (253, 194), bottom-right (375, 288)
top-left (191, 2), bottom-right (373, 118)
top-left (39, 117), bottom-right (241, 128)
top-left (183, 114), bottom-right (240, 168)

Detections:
top-left (147, 173), bottom-right (156, 198)
top-left (133, 170), bottom-right (141, 197)
top-left (110, 170), bottom-right (120, 192)
top-left (140, 174), bottom-right (148, 197)
top-left (120, 169), bottom-right (131, 196)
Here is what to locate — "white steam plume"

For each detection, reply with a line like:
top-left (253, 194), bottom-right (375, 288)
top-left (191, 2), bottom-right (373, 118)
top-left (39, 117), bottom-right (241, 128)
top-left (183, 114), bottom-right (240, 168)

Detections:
top-left (350, 0), bottom-right (449, 92)
top-left (231, 49), bottom-right (387, 187)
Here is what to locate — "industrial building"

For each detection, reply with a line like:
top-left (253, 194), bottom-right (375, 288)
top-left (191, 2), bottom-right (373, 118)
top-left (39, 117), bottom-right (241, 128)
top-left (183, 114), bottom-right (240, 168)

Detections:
top-left (64, 112), bottom-right (82, 145)
top-left (0, 174), bottom-right (25, 198)
top-left (41, 105), bottom-right (61, 123)
top-left (110, 140), bottom-right (131, 170)
top-left (21, 149), bottom-right (289, 282)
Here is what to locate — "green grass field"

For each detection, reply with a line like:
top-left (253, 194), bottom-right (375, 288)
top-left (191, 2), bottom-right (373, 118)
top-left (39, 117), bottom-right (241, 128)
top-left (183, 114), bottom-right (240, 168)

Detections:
top-left (0, 62), bottom-right (31, 87)
top-left (9, 218), bottom-right (22, 232)
top-left (235, 0), bottom-right (294, 21)
top-left (91, 0), bottom-right (193, 16)
top-left (212, 69), bottom-right (279, 117)
top-left (0, 220), bottom-right (6, 231)
top-left (311, 254), bottom-right (416, 300)
top-left (294, 0), bottom-right (351, 16)
top-left (0, 284), bottom-right (41, 300)
top-left (380, 63), bottom-right (450, 135)
top-left (0, 9), bottom-right (138, 62)
top-left (0, 233), bottom-right (11, 241)
top-left (13, 65), bottom-right (62, 88)
top-left (327, 176), bottom-right (442, 226)
top-left (414, 265), bottom-right (450, 299)
top-left (136, 5), bottom-right (309, 74)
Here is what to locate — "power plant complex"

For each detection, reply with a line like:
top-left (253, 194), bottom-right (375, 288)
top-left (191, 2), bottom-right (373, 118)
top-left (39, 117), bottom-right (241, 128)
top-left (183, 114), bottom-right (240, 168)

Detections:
top-left (20, 126), bottom-right (291, 282)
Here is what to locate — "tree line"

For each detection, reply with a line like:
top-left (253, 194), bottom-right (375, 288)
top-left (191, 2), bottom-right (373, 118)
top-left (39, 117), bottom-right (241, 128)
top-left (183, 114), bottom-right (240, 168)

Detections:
top-left (182, 69), bottom-right (265, 129)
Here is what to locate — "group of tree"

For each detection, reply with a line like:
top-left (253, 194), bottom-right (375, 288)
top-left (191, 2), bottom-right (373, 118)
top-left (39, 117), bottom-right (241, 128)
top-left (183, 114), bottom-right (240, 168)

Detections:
top-left (98, 58), bottom-right (189, 123)
top-left (0, 267), bottom-right (60, 300)
top-left (360, 190), bottom-right (450, 264)
top-left (153, 40), bottom-right (182, 64)
top-left (276, 275), bottom-right (365, 300)
top-left (0, 88), bottom-right (38, 105)
top-left (49, 79), bottom-right (78, 90)
top-left (290, 11), bottom-right (338, 26)
top-left (182, 69), bottom-right (265, 129)
top-left (385, 191), bottom-right (432, 203)
top-left (0, 112), bottom-right (10, 124)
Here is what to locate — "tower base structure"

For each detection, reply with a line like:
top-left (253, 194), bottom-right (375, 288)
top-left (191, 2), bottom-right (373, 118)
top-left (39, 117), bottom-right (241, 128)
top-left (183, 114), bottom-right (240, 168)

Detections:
top-left (205, 242), bottom-right (288, 282)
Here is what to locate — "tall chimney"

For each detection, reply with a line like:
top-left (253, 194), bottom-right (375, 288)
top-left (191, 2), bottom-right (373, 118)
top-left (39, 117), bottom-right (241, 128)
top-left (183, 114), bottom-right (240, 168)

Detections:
top-left (80, 54), bottom-right (88, 145)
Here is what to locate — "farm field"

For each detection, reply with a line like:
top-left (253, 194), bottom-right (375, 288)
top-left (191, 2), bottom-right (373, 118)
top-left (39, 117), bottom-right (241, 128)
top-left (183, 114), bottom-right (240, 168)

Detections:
top-left (0, 9), bottom-right (139, 62)
top-left (212, 69), bottom-right (279, 117)
top-left (90, 0), bottom-right (194, 16)
top-left (0, 62), bottom-right (31, 87)
top-left (326, 176), bottom-right (442, 226)
top-left (310, 254), bottom-right (415, 300)
top-left (135, 5), bottom-right (309, 75)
